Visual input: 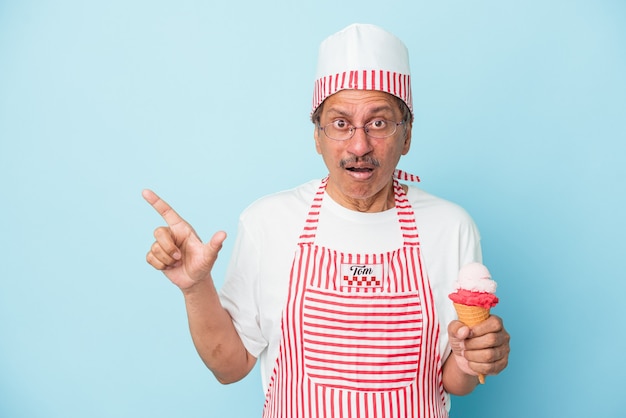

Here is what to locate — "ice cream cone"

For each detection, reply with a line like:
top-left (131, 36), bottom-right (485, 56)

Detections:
top-left (452, 303), bottom-right (490, 327)
top-left (450, 263), bottom-right (499, 385)
top-left (453, 303), bottom-right (490, 384)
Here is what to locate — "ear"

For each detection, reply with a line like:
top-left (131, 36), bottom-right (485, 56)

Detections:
top-left (314, 125), bottom-right (323, 155)
top-left (401, 122), bottom-right (412, 155)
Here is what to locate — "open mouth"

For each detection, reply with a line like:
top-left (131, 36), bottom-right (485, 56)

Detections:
top-left (340, 157), bottom-right (380, 177)
top-left (346, 166), bottom-right (374, 173)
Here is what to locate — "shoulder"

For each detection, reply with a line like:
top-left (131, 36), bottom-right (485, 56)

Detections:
top-left (238, 179), bottom-right (321, 227)
top-left (406, 185), bottom-right (476, 225)
top-left (405, 185), bottom-right (481, 257)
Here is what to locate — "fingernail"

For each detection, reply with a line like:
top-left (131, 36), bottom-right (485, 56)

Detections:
top-left (173, 251), bottom-right (181, 260)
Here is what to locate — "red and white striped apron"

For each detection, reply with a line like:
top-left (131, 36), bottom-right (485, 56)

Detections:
top-left (263, 171), bottom-right (447, 418)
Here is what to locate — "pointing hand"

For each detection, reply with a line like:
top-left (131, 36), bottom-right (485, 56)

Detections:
top-left (143, 189), bottom-right (226, 290)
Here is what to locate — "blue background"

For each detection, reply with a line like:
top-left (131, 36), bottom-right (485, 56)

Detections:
top-left (1, 1), bottom-right (624, 417)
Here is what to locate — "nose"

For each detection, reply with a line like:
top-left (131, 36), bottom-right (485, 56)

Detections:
top-left (346, 126), bottom-right (374, 157)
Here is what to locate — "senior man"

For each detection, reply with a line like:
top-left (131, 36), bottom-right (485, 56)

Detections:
top-left (144, 23), bottom-right (510, 417)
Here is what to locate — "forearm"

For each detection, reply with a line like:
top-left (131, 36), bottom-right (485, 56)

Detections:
top-left (182, 279), bottom-right (256, 384)
top-left (442, 354), bottom-right (479, 396)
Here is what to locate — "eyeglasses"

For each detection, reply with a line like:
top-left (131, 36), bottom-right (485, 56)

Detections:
top-left (318, 119), bottom-right (405, 141)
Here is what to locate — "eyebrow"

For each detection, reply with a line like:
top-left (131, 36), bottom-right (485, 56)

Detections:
top-left (325, 104), bottom-right (396, 118)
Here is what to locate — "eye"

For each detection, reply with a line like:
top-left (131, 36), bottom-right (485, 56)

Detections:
top-left (368, 119), bottom-right (388, 130)
top-left (331, 119), bottom-right (350, 130)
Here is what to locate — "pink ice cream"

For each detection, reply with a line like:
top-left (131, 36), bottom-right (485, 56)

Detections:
top-left (448, 262), bottom-right (499, 309)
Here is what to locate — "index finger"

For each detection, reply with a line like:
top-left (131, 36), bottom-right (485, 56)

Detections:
top-left (469, 315), bottom-right (504, 337)
top-left (142, 189), bottom-right (186, 227)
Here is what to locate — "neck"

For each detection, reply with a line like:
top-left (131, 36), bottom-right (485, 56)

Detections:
top-left (325, 181), bottom-right (396, 213)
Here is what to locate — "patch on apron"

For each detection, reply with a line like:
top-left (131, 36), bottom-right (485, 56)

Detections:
top-left (341, 263), bottom-right (384, 288)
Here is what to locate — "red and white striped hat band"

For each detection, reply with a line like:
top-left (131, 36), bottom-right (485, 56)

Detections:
top-left (311, 23), bottom-right (413, 117)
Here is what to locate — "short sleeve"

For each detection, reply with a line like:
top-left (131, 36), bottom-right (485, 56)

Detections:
top-left (219, 219), bottom-right (268, 358)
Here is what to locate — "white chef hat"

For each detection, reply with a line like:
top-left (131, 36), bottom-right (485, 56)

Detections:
top-left (311, 23), bottom-right (413, 118)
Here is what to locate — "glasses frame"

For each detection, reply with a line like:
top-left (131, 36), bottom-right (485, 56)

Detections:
top-left (318, 119), bottom-right (405, 141)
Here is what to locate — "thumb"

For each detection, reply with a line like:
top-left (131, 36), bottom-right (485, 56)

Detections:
top-left (448, 320), bottom-right (478, 377)
top-left (448, 320), bottom-right (471, 355)
top-left (202, 231), bottom-right (227, 268)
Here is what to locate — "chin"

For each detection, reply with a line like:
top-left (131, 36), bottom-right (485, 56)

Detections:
top-left (344, 185), bottom-right (380, 200)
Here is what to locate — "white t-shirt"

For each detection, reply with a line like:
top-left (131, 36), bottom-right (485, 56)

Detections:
top-left (219, 179), bottom-right (482, 393)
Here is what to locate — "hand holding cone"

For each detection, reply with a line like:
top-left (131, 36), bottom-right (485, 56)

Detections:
top-left (448, 263), bottom-right (499, 384)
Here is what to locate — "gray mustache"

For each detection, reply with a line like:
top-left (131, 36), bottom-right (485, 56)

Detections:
top-left (339, 156), bottom-right (381, 169)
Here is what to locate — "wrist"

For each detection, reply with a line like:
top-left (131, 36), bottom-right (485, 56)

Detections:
top-left (181, 277), bottom-right (217, 299)
top-left (443, 353), bottom-right (480, 395)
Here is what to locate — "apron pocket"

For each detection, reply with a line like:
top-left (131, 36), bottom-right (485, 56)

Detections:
top-left (302, 288), bottom-right (423, 392)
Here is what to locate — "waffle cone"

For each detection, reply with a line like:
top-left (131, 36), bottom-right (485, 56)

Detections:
top-left (453, 303), bottom-right (490, 327)
top-left (453, 303), bottom-right (490, 384)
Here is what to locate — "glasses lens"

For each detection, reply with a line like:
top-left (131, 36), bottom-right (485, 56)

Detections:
top-left (366, 120), bottom-right (399, 139)
top-left (322, 122), bottom-right (350, 140)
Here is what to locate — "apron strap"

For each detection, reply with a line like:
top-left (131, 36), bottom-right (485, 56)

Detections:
top-left (394, 169), bottom-right (420, 183)
top-left (298, 171), bottom-right (421, 246)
